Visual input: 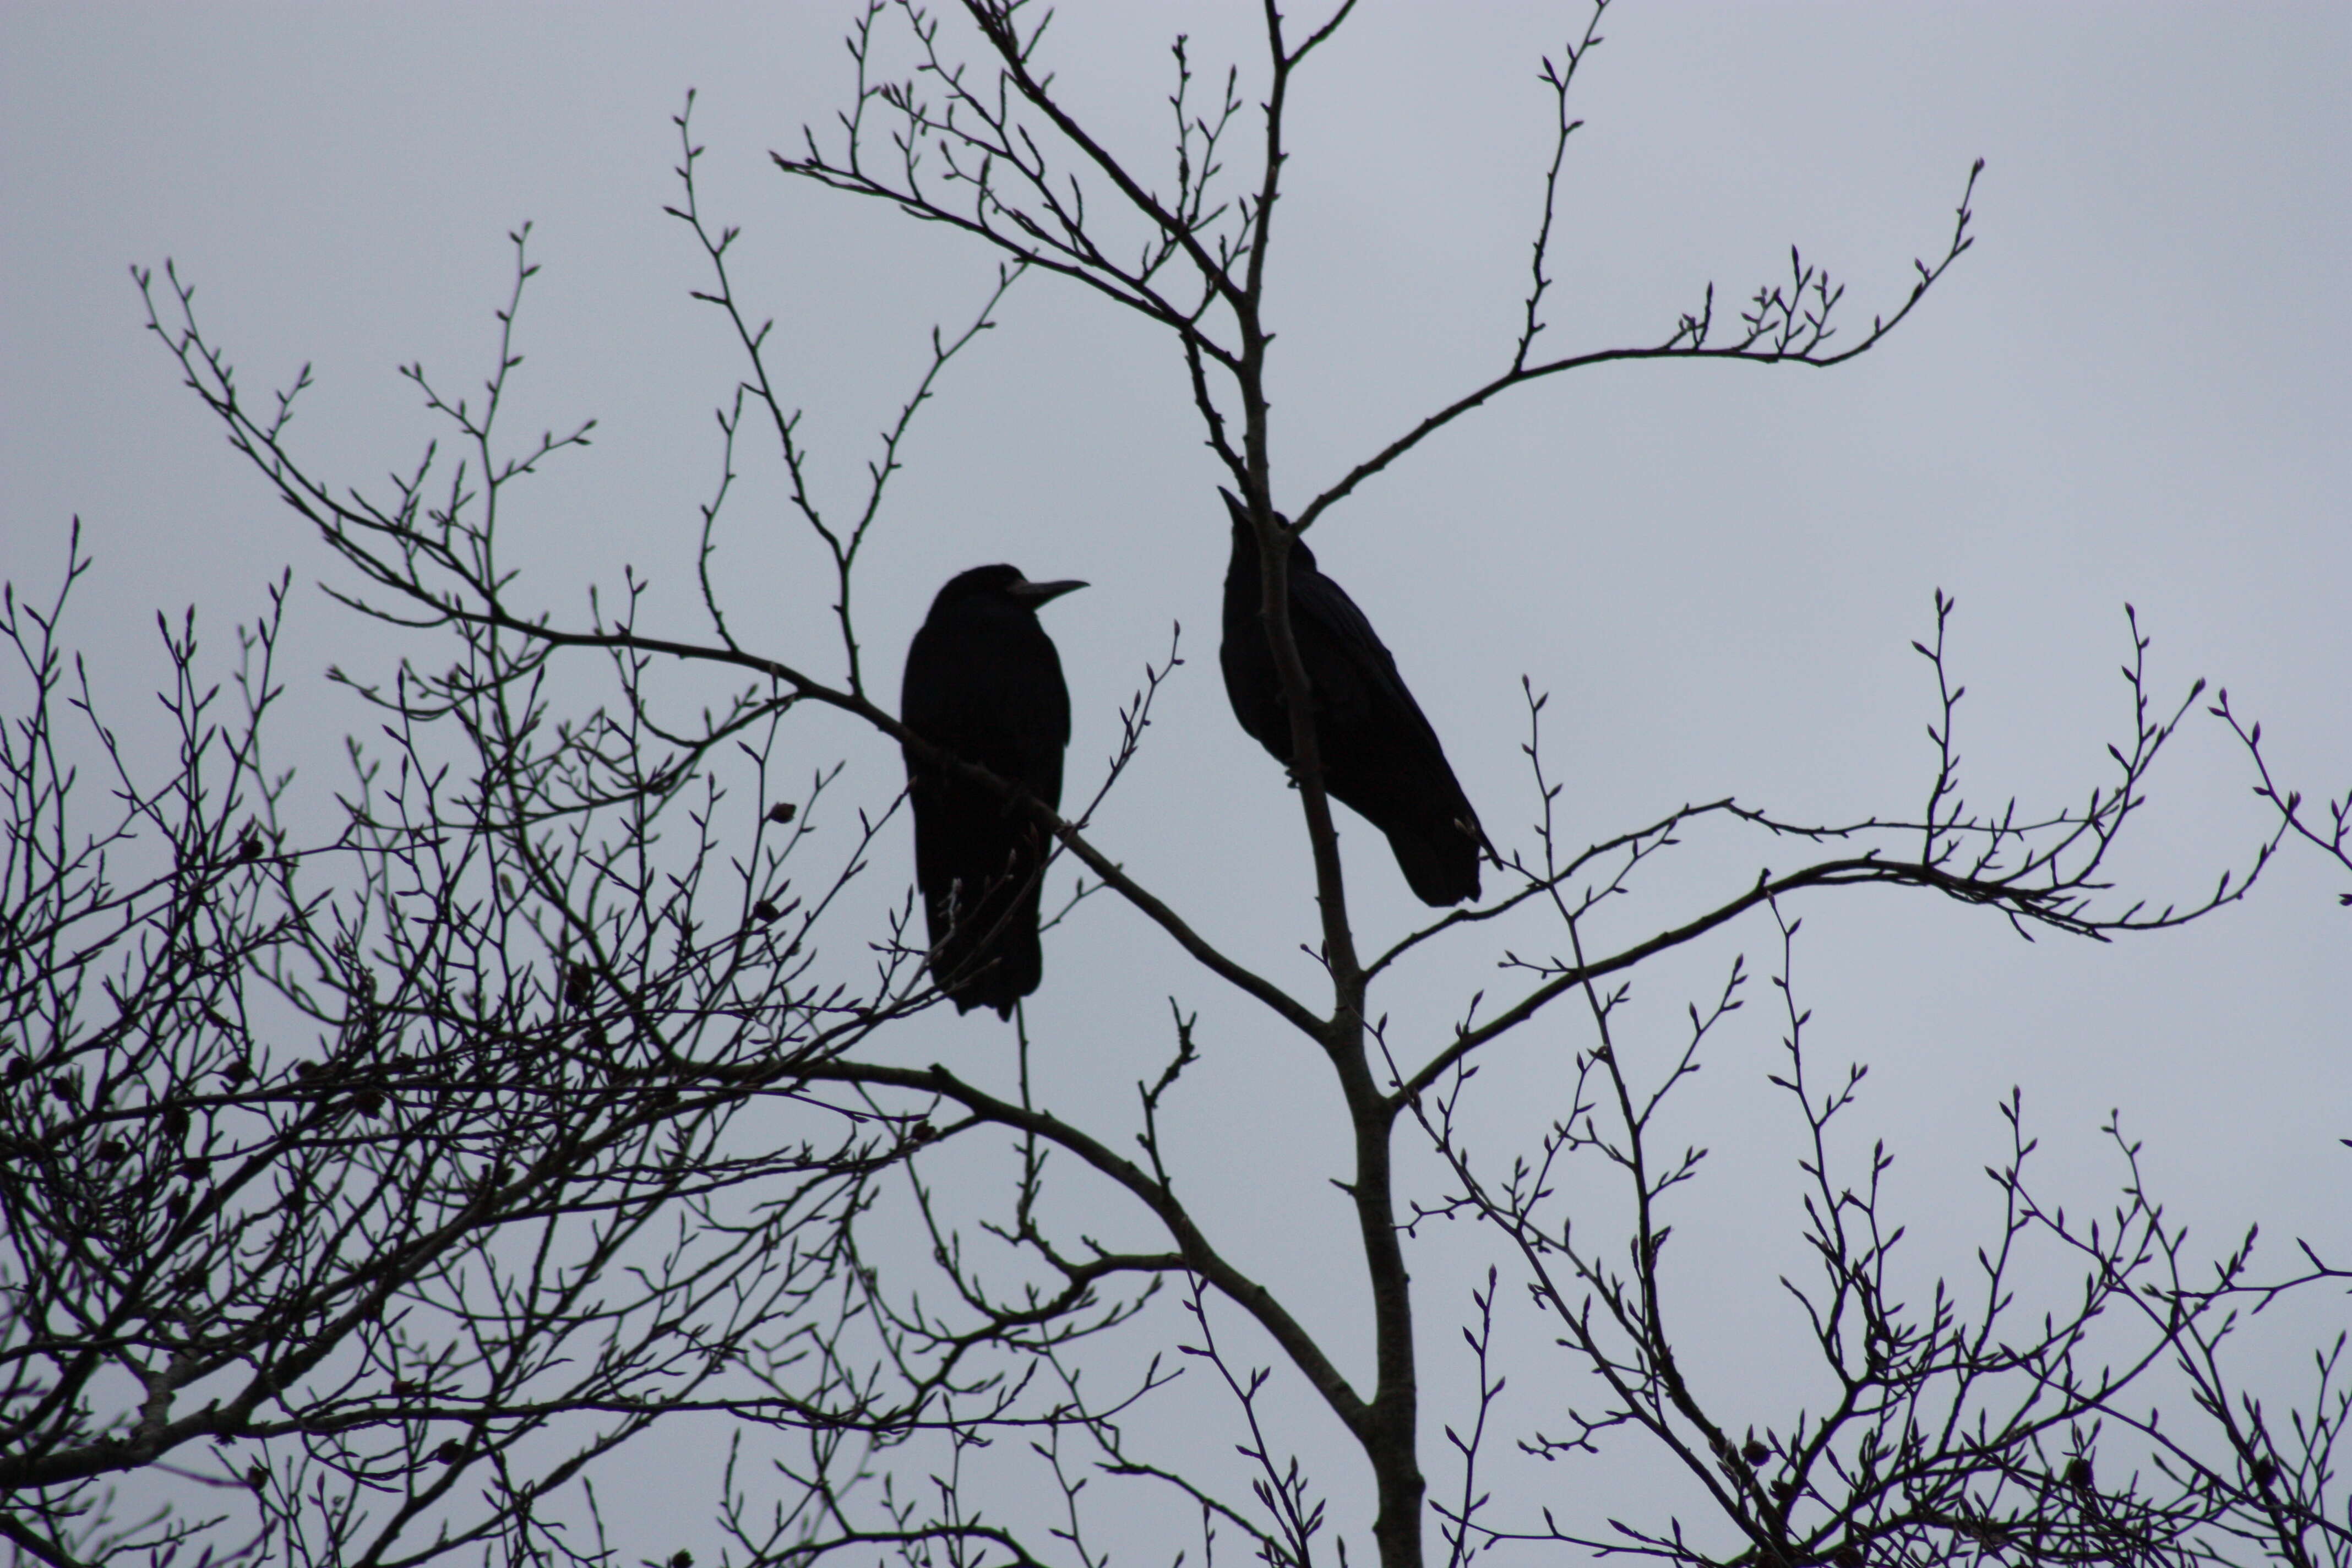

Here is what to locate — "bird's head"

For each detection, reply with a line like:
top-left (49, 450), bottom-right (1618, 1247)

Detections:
top-left (932, 564), bottom-right (1088, 616)
top-left (1219, 488), bottom-right (1313, 569)
top-left (1219, 487), bottom-right (1288, 535)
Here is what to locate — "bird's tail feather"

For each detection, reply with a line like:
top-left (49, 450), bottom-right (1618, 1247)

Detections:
top-left (1386, 820), bottom-right (1482, 907)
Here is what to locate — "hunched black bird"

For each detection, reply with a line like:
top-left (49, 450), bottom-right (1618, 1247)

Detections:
top-left (1219, 488), bottom-right (1489, 906)
top-left (901, 564), bottom-right (1086, 1018)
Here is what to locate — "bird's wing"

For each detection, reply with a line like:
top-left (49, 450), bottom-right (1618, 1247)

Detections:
top-left (1290, 562), bottom-right (1446, 745)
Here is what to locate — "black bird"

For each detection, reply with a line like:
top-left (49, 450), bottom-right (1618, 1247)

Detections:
top-left (1219, 489), bottom-right (1488, 906)
top-left (901, 564), bottom-right (1086, 1017)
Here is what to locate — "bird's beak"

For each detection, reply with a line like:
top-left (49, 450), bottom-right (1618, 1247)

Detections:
top-left (1008, 578), bottom-right (1087, 606)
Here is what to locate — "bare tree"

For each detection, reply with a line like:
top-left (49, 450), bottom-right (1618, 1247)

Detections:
top-left (7, 6), bottom-right (2344, 1568)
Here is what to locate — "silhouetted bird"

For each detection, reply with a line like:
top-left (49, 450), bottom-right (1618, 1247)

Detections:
top-left (1219, 489), bottom-right (1488, 906)
top-left (901, 564), bottom-right (1086, 1017)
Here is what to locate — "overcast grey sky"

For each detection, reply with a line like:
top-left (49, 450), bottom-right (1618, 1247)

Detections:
top-left (5, 3), bottom-right (2346, 1561)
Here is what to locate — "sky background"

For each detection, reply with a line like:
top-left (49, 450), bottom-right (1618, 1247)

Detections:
top-left (6, 3), bottom-right (2348, 1561)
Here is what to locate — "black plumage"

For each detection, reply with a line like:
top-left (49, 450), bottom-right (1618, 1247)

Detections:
top-left (1219, 488), bottom-right (1488, 906)
top-left (901, 564), bottom-right (1085, 1017)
